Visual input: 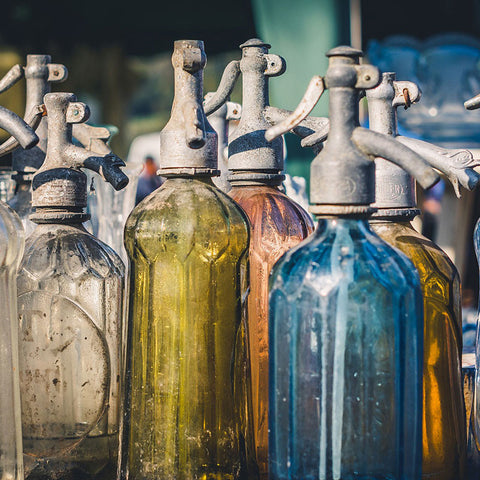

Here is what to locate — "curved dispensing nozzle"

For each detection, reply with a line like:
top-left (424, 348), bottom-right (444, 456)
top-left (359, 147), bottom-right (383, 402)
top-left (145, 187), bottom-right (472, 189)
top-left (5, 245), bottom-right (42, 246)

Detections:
top-left (203, 61), bottom-right (241, 116)
top-left (40, 93), bottom-right (128, 191)
top-left (464, 92), bottom-right (480, 110)
top-left (264, 105), bottom-right (329, 154)
top-left (0, 104), bottom-right (39, 155)
top-left (396, 136), bottom-right (480, 196)
top-left (265, 75), bottom-right (325, 142)
top-left (352, 127), bottom-right (439, 189)
top-left (0, 64), bottom-right (24, 93)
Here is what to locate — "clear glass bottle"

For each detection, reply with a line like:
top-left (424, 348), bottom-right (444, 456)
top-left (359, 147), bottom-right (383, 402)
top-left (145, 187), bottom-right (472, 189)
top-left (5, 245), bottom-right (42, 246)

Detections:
top-left (226, 38), bottom-right (314, 478)
top-left (120, 40), bottom-right (256, 480)
top-left (265, 46), bottom-right (439, 480)
top-left (367, 73), bottom-right (466, 480)
top-left (0, 202), bottom-right (25, 480)
top-left (16, 92), bottom-right (128, 480)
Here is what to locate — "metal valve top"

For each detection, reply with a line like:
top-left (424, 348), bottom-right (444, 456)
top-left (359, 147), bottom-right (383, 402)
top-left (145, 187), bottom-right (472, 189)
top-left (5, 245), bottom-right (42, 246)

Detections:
top-left (266, 46), bottom-right (439, 216)
top-left (31, 92), bottom-right (128, 224)
top-left (158, 40), bottom-right (219, 177)
top-left (226, 38), bottom-right (286, 185)
top-left (369, 72), bottom-right (479, 218)
top-left (0, 55), bottom-right (68, 177)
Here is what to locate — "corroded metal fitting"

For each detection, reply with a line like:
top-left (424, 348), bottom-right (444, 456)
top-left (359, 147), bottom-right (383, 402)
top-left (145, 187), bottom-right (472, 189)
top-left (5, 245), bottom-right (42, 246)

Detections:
top-left (265, 46), bottom-right (440, 216)
top-left (226, 38), bottom-right (286, 185)
top-left (158, 40), bottom-right (219, 177)
top-left (31, 93), bottom-right (128, 224)
top-left (370, 72), bottom-right (479, 219)
top-left (0, 55), bottom-right (67, 178)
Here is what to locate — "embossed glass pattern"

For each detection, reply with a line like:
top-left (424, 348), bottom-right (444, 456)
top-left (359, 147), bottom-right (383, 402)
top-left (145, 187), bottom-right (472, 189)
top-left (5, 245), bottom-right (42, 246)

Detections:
top-left (371, 220), bottom-right (465, 480)
top-left (121, 176), bottom-right (256, 480)
top-left (0, 202), bottom-right (24, 480)
top-left (17, 223), bottom-right (125, 480)
top-left (269, 218), bottom-right (423, 480)
top-left (229, 184), bottom-right (313, 478)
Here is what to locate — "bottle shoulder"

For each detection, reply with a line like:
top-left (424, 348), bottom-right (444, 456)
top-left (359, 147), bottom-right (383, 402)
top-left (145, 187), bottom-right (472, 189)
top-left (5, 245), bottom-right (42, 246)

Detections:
top-left (125, 179), bottom-right (250, 262)
top-left (270, 220), bottom-right (420, 299)
top-left (0, 200), bottom-right (24, 269)
top-left (371, 221), bottom-right (459, 284)
top-left (20, 223), bottom-right (125, 281)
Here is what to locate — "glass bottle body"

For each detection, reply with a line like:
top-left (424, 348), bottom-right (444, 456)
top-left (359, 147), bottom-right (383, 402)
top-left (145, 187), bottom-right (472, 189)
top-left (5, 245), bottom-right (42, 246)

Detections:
top-left (269, 218), bottom-right (423, 480)
top-left (8, 181), bottom-right (36, 236)
top-left (0, 202), bottom-right (25, 480)
top-left (371, 220), bottom-right (465, 480)
top-left (229, 185), bottom-right (314, 478)
top-left (17, 223), bottom-right (125, 480)
top-left (121, 177), bottom-right (256, 480)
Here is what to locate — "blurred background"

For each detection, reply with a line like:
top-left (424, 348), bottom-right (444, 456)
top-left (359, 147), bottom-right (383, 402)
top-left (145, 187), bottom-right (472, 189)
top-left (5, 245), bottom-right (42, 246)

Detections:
top-left (1, 0), bottom-right (480, 308)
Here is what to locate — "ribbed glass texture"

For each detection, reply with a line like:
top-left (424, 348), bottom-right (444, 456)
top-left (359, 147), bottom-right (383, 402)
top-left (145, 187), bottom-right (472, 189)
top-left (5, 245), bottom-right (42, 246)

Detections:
top-left (372, 220), bottom-right (465, 480)
top-left (230, 185), bottom-right (314, 478)
top-left (269, 218), bottom-right (423, 480)
top-left (121, 177), bottom-right (257, 480)
top-left (472, 219), bottom-right (480, 477)
top-left (8, 182), bottom-right (36, 236)
top-left (17, 223), bottom-right (125, 480)
top-left (0, 202), bottom-right (24, 480)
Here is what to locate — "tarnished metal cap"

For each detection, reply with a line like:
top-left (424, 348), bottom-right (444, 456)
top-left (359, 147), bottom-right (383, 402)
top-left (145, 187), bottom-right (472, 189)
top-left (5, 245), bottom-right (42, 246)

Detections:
top-left (1, 55), bottom-right (68, 177)
top-left (228, 38), bottom-right (286, 185)
top-left (368, 72), bottom-right (419, 215)
top-left (158, 40), bottom-right (219, 176)
top-left (31, 92), bottom-right (127, 223)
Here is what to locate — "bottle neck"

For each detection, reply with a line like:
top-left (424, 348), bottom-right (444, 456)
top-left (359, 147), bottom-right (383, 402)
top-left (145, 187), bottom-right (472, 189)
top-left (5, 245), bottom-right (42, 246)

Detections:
top-left (171, 68), bottom-right (203, 119)
top-left (241, 69), bottom-right (268, 121)
top-left (327, 88), bottom-right (359, 147)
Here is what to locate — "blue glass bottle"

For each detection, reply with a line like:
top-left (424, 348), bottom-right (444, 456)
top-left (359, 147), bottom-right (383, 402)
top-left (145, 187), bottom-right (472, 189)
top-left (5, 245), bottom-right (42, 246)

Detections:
top-left (265, 46), bottom-right (439, 480)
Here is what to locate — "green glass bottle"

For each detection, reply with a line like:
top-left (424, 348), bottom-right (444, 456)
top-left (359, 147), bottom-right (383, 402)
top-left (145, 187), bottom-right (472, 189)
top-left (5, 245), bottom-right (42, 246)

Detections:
top-left (120, 40), bottom-right (256, 480)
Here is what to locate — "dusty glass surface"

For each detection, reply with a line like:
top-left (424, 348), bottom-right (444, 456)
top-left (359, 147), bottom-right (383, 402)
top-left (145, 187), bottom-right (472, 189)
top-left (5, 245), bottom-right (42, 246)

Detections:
top-left (17, 223), bottom-right (125, 480)
top-left (121, 176), bottom-right (257, 480)
top-left (230, 184), bottom-right (313, 477)
top-left (0, 201), bottom-right (24, 480)
top-left (269, 218), bottom-right (423, 480)
top-left (372, 220), bottom-right (465, 480)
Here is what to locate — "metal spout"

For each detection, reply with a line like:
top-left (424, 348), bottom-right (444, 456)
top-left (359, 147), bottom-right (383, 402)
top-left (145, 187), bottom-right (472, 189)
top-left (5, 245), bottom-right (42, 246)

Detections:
top-left (0, 55), bottom-right (68, 175)
top-left (158, 40), bottom-right (218, 177)
top-left (31, 92), bottom-right (127, 222)
top-left (0, 105), bottom-right (38, 151)
top-left (265, 46), bottom-right (439, 216)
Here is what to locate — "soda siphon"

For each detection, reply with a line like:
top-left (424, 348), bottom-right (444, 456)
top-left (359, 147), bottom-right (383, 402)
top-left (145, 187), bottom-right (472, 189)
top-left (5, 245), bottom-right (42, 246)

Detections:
top-left (16, 92), bottom-right (128, 480)
top-left (0, 55), bottom-right (67, 235)
top-left (206, 38), bottom-right (325, 478)
top-left (265, 46), bottom-right (440, 480)
top-left (0, 104), bottom-right (38, 480)
top-left (120, 40), bottom-right (257, 480)
top-left (367, 72), bottom-right (478, 480)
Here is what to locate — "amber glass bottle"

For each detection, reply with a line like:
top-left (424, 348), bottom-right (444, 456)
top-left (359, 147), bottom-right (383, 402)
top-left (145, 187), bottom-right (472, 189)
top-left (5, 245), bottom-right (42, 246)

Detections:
top-left (367, 73), bottom-right (465, 480)
top-left (225, 38), bottom-right (314, 477)
top-left (120, 41), bottom-right (257, 480)
top-left (371, 220), bottom-right (464, 478)
top-left (229, 185), bottom-right (312, 475)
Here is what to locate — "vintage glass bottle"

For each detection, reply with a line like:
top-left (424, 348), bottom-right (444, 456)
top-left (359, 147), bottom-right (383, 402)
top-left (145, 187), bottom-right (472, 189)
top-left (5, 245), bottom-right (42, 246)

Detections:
top-left (266, 46), bottom-right (439, 480)
top-left (225, 39), bottom-right (314, 477)
top-left (120, 40), bottom-right (256, 480)
top-left (0, 202), bottom-right (24, 480)
top-left (367, 73), bottom-right (466, 480)
top-left (16, 92), bottom-right (128, 480)
top-left (0, 97), bottom-right (39, 480)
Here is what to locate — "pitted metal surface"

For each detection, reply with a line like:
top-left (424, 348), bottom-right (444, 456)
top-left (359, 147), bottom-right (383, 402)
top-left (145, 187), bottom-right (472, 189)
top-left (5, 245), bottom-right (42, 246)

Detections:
top-left (226, 38), bottom-right (286, 185)
top-left (31, 93), bottom-right (128, 224)
top-left (265, 46), bottom-right (440, 216)
top-left (205, 92), bottom-right (241, 191)
top-left (368, 73), bottom-right (479, 218)
top-left (0, 55), bottom-right (67, 178)
top-left (158, 40), bottom-right (219, 176)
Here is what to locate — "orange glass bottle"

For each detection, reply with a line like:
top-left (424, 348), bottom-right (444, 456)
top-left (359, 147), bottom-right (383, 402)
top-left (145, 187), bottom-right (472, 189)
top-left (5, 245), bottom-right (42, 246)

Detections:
top-left (226, 39), bottom-right (314, 477)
